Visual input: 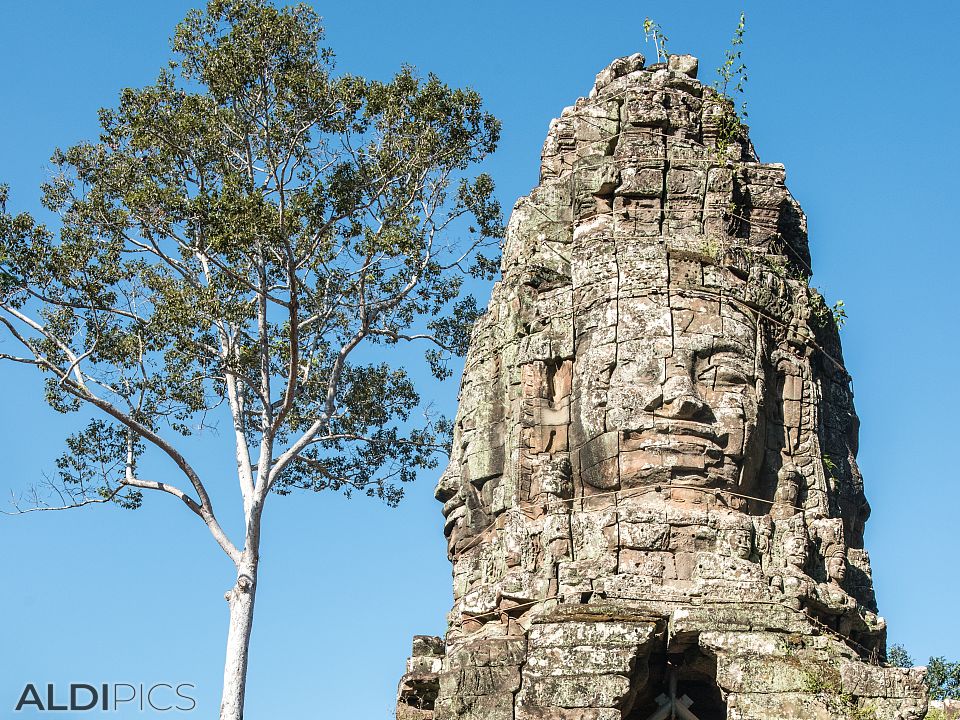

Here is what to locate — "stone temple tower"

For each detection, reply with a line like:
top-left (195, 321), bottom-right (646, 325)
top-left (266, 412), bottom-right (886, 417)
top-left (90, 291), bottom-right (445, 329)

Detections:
top-left (395, 54), bottom-right (927, 720)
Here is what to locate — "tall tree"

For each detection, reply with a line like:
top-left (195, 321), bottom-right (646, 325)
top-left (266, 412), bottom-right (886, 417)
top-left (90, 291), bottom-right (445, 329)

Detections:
top-left (0, 1), bottom-right (501, 717)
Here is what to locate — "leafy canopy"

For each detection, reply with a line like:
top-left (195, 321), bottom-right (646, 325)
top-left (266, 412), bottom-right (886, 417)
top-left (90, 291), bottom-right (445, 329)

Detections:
top-left (0, 0), bottom-right (501, 523)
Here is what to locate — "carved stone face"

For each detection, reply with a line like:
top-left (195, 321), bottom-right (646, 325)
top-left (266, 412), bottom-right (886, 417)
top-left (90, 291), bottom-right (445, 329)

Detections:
top-left (826, 555), bottom-right (847, 583)
top-left (435, 464), bottom-right (466, 546)
top-left (727, 527), bottom-right (754, 560)
top-left (755, 515), bottom-right (774, 555)
top-left (785, 531), bottom-right (810, 570)
top-left (594, 293), bottom-right (764, 491)
top-left (774, 465), bottom-right (800, 505)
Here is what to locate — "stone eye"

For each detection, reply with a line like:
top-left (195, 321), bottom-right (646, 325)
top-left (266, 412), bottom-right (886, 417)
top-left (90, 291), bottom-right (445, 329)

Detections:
top-left (698, 354), bottom-right (750, 387)
top-left (696, 365), bottom-right (718, 385)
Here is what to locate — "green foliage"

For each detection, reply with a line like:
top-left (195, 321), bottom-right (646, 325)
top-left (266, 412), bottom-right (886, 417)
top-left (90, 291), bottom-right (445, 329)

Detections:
top-left (712, 12), bottom-right (749, 162)
top-left (700, 235), bottom-right (724, 264)
top-left (928, 657), bottom-right (960, 702)
top-left (0, 0), bottom-right (502, 511)
top-left (888, 644), bottom-right (915, 668)
top-left (643, 17), bottom-right (669, 63)
top-left (822, 454), bottom-right (838, 480)
top-left (810, 290), bottom-right (848, 332)
top-left (715, 12), bottom-right (748, 103)
top-left (832, 300), bottom-right (848, 329)
top-left (766, 253), bottom-right (789, 278)
top-left (55, 420), bottom-right (145, 509)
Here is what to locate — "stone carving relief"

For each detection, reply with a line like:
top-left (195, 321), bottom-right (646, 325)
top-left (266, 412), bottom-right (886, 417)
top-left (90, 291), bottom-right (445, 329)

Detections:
top-left (396, 53), bottom-right (926, 720)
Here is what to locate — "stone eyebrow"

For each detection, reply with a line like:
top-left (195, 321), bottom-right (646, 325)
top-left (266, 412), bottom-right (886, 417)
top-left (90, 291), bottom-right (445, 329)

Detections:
top-left (697, 341), bottom-right (752, 359)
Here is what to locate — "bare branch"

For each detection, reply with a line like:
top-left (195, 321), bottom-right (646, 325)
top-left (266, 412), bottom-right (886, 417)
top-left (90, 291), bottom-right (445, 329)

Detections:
top-left (4, 485), bottom-right (123, 515)
top-left (265, 320), bottom-right (368, 491)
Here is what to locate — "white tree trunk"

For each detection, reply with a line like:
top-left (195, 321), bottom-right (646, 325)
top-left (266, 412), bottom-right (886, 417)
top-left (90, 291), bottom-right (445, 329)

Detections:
top-left (220, 555), bottom-right (259, 720)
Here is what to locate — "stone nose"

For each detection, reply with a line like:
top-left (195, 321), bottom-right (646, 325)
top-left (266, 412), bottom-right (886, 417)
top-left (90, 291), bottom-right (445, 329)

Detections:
top-left (434, 465), bottom-right (461, 504)
top-left (658, 374), bottom-right (708, 420)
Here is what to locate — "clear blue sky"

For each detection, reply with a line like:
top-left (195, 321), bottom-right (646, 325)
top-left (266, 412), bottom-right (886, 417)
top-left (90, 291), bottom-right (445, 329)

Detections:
top-left (1, 1), bottom-right (957, 717)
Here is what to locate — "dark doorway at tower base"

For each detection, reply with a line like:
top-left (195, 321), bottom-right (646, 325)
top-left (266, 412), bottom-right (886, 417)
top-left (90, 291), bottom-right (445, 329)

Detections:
top-left (625, 649), bottom-right (727, 720)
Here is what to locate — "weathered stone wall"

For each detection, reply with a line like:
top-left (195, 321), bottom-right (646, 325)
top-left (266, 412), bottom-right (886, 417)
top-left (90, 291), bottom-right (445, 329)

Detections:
top-left (396, 53), bottom-right (926, 720)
